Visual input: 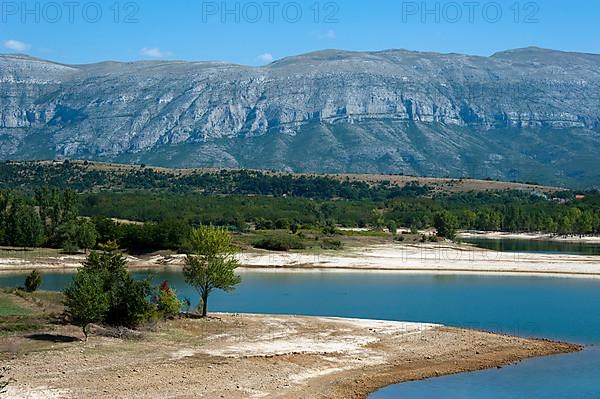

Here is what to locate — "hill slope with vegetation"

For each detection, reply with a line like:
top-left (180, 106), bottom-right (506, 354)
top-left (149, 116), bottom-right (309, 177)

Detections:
top-left (0, 160), bottom-right (559, 197)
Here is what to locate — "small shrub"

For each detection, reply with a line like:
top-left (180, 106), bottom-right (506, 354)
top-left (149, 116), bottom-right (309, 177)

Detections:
top-left (182, 297), bottom-right (192, 313)
top-left (253, 232), bottom-right (306, 251)
top-left (156, 281), bottom-right (182, 319)
top-left (322, 221), bottom-right (337, 235)
top-left (290, 223), bottom-right (299, 234)
top-left (255, 218), bottom-right (274, 230)
top-left (275, 218), bottom-right (291, 230)
top-left (320, 239), bottom-right (344, 250)
top-left (24, 270), bottom-right (42, 292)
top-left (386, 221), bottom-right (398, 235)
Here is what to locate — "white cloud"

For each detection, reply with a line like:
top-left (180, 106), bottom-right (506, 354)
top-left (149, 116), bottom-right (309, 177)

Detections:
top-left (140, 47), bottom-right (174, 58)
top-left (319, 30), bottom-right (336, 40)
top-left (4, 39), bottom-right (31, 52)
top-left (257, 53), bottom-right (274, 63)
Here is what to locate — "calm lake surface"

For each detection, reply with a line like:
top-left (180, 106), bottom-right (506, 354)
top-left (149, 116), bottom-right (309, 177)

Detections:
top-left (1, 270), bottom-right (600, 398)
top-left (461, 237), bottom-right (600, 256)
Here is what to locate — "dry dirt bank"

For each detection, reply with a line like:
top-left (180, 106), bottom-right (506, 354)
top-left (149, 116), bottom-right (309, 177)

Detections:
top-left (1, 314), bottom-right (579, 399)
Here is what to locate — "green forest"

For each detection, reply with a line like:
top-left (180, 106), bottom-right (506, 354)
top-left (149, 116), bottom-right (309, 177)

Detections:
top-left (0, 161), bottom-right (599, 253)
top-left (1, 188), bottom-right (599, 253)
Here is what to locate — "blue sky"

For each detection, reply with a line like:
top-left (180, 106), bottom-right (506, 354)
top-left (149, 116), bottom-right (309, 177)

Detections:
top-left (1, 0), bottom-right (598, 65)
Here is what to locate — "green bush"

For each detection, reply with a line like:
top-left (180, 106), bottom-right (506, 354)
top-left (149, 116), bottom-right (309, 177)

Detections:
top-left (254, 217), bottom-right (274, 230)
top-left (107, 276), bottom-right (155, 327)
top-left (24, 270), bottom-right (42, 292)
top-left (320, 239), bottom-right (344, 250)
top-left (290, 223), bottom-right (299, 234)
top-left (386, 220), bottom-right (398, 235)
top-left (156, 281), bottom-right (182, 319)
top-left (321, 220), bottom-right (338, 235)
top-left (253, 232), bottom-right (306, 251)
top-left (64, 242), bottom-right (155, 337)
top-left (275, 218), bottom-right (291, 230)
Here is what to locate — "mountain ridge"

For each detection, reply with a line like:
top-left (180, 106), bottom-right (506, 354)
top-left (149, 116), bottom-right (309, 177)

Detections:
top-left (5, 46), bottom-right (600, 66)
top-left (0, 47), bottom-right (599, 188)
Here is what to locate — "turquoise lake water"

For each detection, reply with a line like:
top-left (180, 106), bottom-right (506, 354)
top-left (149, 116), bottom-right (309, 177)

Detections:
top-left (1, 270), bottom-right (599, 397)
top-left (460, 237), bottom-right (600, 256)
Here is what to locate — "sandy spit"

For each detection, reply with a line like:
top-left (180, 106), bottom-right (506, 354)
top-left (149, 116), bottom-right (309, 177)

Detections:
top-left (1, 314), bottom-right (580, 399)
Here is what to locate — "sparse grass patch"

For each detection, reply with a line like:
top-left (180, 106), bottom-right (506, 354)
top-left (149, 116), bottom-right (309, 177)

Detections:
top-left (395, 233), bottom-right (425, 243)
top-left (0, 290), bottom-right (66, 338)
top-left (338, 229), bottom-right (390, 238)
top-left (0, 295), bottom-right (31, 317)
top-left (0, 320), bottom-right (41, 335)
top-left (0, 247), bottom-right (61, 260)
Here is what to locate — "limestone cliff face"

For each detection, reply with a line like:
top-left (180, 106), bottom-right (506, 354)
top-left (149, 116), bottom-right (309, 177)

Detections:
top-left (1, 48), bottom-right (599, 186)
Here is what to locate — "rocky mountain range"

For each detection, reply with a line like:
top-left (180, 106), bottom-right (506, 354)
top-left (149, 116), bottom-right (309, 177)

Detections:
top-left (1, 47), bottom-right (599, 188)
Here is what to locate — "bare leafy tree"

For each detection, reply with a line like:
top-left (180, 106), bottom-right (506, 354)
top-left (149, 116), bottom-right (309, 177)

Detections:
top-left (183, 226), bottom-right (241, 317)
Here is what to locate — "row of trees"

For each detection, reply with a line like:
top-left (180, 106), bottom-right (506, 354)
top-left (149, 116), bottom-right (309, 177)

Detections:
top-left (2, 188), bottom-right (600, 254)
top-left (83, 191), bottom-right (600, 237)
top-left (448, 205), bottom-right (597, 235)
top-left (387, 205), bottom-right (599, 235)
top-left (0, 189), bottom-right (194, 252)
top-left (0, 189), bottom-right (97, 251)
top-left (64, 226), bottom-right (241, 339)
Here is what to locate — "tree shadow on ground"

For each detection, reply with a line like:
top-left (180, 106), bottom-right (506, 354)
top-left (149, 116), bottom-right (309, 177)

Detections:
top-left (25, 334), bottom-right (80, 343)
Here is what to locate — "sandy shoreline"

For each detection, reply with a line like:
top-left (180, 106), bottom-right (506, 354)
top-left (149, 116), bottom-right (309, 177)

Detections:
top-left (1, 242), bottom-right (600, 278)
top-left (2, 314), bottom-right (580, 399)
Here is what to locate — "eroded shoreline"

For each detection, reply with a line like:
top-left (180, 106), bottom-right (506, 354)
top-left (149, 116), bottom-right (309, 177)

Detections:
top-left (2, 242), bottom-right (599, 279)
